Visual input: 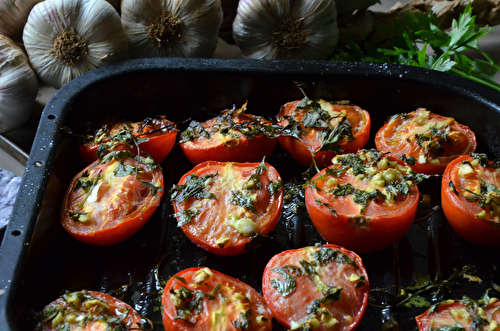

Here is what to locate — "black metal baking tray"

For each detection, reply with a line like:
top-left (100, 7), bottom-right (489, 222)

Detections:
top-left (1, 58), bottom-right (500, 330)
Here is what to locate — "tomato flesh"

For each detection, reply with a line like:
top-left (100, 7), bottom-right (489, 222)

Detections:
top-left (262, 244), bottom-right (370, 331)
top-left (441, 154), bottom-right (500, 248)
top-left (61, 151), bottom-right (164, 246)
top-left (305, 150), bottom-right (423, 253)
top-left (162, 267), bottom-right (273, 331)
top-left (375, 108), bottom-right (477, 175)
top-left (277, 98), bottom-right (371, 168)
top-left (415, 298), bottom-right (500, 330)
top-left (79, 115), bottom-right (177, 164)
top-left (179, 104), bottom-right (278, 164)
top-left (171, 161), bottom-right (284, 256)
top-left (37, 290), bottom-right (143, 330)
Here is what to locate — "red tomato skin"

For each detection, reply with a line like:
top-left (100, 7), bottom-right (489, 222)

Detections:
top-left (441, 155), bottom-right (500, 249)
top-left (162, 267), bottom-right (273, 331)
top-left (415, 300), bottom-right (500, 330)
top-left (262, 244), bottom-right (370, 331)
top-left (305, 166), bottom-right (420, 254)
top-left (79, 116), bottom-right (177, 164)
top-left (180, 111), bottom-right (277, 165)
top-left (375, 109), bottom-right (477, 175)
top-left (61, 156), bottom-right (164, 246)
top-left (277, 100), bottom-right (371, 168)
top-left (172, 161), bottom-right (284, 256)
top-left (181, 133), bottom-right (277, 165)
top-left (39, 290), bottom-right (143, 330)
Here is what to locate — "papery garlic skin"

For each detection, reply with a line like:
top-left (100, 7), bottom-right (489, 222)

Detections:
top-left (233, 0), bottom-right (338, 60)
top-left (0, 35), bottom-right (38, 133)
top-left (121, 0), bottom-right (223, 58)
top-left (0, 0), bottom-right (43, 43)
top-left (23, 0), bottom-right (129, 89)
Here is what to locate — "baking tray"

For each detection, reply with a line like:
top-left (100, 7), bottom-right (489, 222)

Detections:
top-left (1, 58), bottom-right (500, 330)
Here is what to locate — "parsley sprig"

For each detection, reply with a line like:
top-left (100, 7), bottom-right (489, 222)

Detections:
top-left (334, 4), bottom-right (500, 92)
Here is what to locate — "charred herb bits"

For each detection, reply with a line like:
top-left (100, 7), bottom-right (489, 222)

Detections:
top-left (305, 149), bottom-right (428, 253)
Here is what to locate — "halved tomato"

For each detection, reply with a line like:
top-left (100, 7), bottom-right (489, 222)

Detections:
top-left (262, 244), bottom-right (370, 331)
top-left (305, 149), bottom-right (426, 253)
top-left (441, 153), bottom-right (500, 248)
top-left (415, 294), bottom-right (500, 330)
top-left (171, 160), bottom-right (284, 256)
top-left (179, 103), bottom-right (279, 165)
top-left (162, 267), bottom-right (273, 331)
top-left (61, 150), bottom-right (164, 246)
top-left (37, 290), bottom-right (143, 330)
top-left (79, 115), bottom-right (177, 164)
top-left (276, 98), bottom-right (371, 168)
top-left (375, 108), bottom-right (477, 175)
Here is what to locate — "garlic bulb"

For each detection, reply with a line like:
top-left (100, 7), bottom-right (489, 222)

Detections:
top-left (0, 35), bottom-right (38, 133)
top-left (232, 0), bottom-right (338, 60)
top-left (121, 0), bottom-right (223, 58)
top-left (0, 0), bottom-right (42, 43)
top-left (23, 0), bottom-right (129, 89)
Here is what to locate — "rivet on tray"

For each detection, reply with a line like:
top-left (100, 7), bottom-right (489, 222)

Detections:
top-left (34, 161), bottom-right (43, 167)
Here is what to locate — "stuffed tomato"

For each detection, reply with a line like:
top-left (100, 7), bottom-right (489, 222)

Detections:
top-left (375, 108), bottom-right (476, 175)
top-left (37, 290), bottom-right (143, 330)
top-left (79, 115), bottom-right (177, 164)
top-left (61, 151), bottom-right (164, 246)
top-left (305, 149), bottom-right (427, 253)
top-left (277, 98), bottom-right (371, 168)
top-left (179, 103), bottom-right (279, 164)
top-left (162, 267), bottom-right (273, 331)
top-left (262, 244), bottom-right (370, 331)
top-left (441, 153), bottom-right (500, 248)
top-left (171, 160), bottom-right (284, 255)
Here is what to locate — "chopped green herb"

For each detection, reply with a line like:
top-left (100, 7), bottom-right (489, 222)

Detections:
top-left (170, 172), bottom-right (217, 203)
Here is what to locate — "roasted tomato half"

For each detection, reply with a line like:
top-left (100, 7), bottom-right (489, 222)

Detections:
top-left (79, 115), bottom-right (177, 164)
top-left (375, 108), bottom-right (477, 175)
top-left (415, 293), bottom-right (500, 330)
top-left (171, 160), bottom-right (284, 256)
top-left (162, 267), bottom-right (273, 331)
top-left (441, 153), bottom-right (500, 248)
top-left (262, 244), bottom-right (370, 331)
top-left (179, 103), bottom-right (279, 165)
top-left (37, 290), bottom-right (143, 330)
top-left (305, 149), bottom-right (427, 253)
top-left (61, 151), bottom-right (164, 246)
top-left (276, 98), bottom-right (371, 168)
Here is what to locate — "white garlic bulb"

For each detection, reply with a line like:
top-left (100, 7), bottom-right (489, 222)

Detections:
top-left (232, 0), bottom-right (338, 60)
top-left (0, 0), bottom-right (43, 43)
top-left (121, 0), bottom-right (223, 58)
top-left (0, 35), bottom-right (38, 133)
top-left (23, 0), bottom-right (129, 89)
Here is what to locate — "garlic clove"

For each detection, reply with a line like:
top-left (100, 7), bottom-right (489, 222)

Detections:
top-left (22, 0), bottom-right (129, 89)
top-left (233, 0), bottom-right (338, 60)
top-left (121, 0), bottom-right (223, 59)
top-left (0, 0), bottom-right (43, 44)
top-left (0, 35), bottom-right (38, 133)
